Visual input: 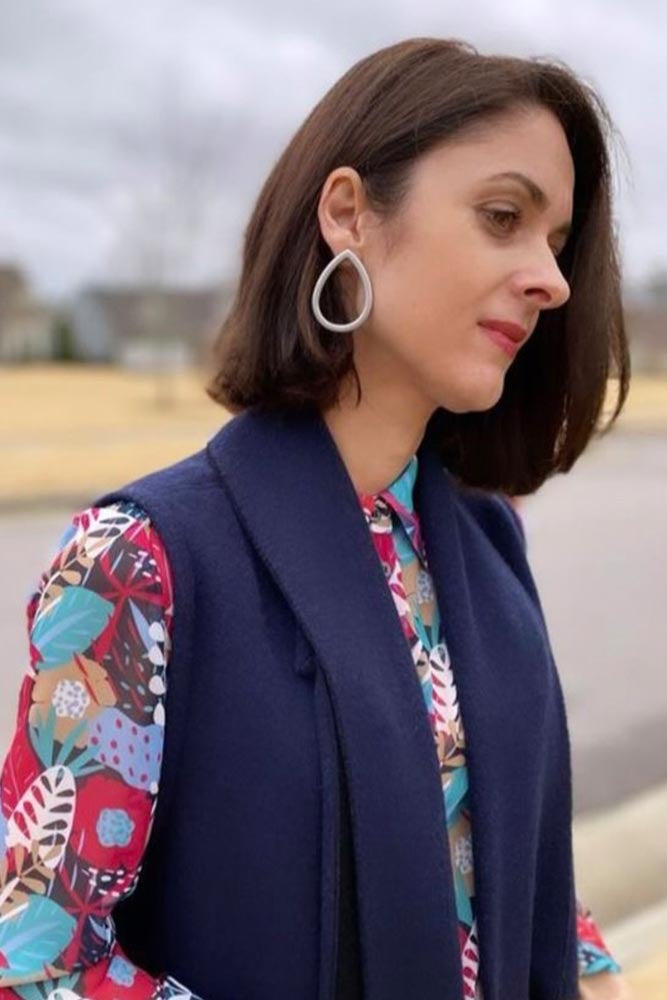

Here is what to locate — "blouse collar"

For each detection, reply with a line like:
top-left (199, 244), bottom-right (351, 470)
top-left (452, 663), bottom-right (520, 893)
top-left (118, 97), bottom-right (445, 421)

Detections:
top-left (357, 453), bottom-right (418, 512)
top-left (357, 454), bottom-right (426, 563)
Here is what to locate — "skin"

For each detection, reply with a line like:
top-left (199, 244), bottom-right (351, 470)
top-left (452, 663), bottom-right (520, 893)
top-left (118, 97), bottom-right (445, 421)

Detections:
top-left (317, 104), bottom-right (634, 999)
top-left (318, 103), bottom-right (573, 495)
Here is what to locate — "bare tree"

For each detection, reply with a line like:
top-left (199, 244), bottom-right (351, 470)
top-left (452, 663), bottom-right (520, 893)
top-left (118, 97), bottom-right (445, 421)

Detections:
top-left (105, 70), bottom-right (233, 405)
top-left (646, 268), bottom-right (667, 304)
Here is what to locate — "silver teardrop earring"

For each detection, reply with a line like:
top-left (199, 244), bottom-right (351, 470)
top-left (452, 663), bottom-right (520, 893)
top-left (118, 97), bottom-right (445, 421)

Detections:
top-left (311, 248), bottom-right (373, 333)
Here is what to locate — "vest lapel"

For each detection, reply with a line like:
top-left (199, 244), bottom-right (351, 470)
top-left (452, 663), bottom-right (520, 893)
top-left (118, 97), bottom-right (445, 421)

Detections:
top-left (415, 445), bottom-right (566, 1000)
top-left (206, 406), bottom-right (464, 999)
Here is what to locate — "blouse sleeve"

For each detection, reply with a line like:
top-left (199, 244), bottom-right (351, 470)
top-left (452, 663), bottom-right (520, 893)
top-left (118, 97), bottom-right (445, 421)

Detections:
top-left (0, 501), bottom-right (200, 999)
top-left (576, 897), bottom-right (622, 977)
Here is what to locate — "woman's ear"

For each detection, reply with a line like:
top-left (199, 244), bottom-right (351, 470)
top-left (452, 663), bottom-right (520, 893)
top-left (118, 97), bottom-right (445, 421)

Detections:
top-left (316, 166), bottom-right (369, 257)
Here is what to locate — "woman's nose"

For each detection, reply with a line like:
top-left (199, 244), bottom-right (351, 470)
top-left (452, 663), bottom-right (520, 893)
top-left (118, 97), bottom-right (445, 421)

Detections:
top-left (521, 250), bottom-right (571, 310)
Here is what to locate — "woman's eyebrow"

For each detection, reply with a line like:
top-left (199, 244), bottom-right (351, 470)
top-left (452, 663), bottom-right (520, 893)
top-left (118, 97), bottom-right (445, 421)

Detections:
top-left (483, 170), bottom-right (572, 237)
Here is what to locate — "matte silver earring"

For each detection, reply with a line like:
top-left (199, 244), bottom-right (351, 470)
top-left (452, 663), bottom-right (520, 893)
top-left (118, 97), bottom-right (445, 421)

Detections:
top-left (311, 248), bottom-right (373, 332)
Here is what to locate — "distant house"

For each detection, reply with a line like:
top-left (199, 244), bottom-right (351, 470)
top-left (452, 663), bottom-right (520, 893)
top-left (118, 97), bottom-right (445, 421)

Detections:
top-left (623, 299), bottom-right (667, 373)
top-left (69, 282), bottom-right (235, 369)
top-left (0, 265), bottom-right (56, 362)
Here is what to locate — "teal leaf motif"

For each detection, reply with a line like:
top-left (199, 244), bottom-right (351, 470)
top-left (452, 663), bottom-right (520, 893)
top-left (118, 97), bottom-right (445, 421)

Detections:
top-left (29, 707), bottom-right (104, 778)
top-left (12, 974), bottom-right (83, 1000)
top-left (0, 896), bottom-right (76, 975)
top-left (31, 587), bottom-right (114, 670)
top-left (54, 717), bottom-right (90, 766)
top-left (28, 706), bottom-right (57, 767)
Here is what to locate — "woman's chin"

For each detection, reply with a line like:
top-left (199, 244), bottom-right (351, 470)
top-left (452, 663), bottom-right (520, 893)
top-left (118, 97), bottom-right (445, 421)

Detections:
top-left (430, 371), bottom-right (506, 414)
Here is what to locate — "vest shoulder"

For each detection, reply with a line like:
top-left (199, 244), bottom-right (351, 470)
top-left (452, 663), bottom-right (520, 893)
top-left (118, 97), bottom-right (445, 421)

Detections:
top-left (452, 483), bottom-right (527, 554)
top-left (450, 481), bottom-right (547, 615)
top-left (90, 444), bottom-right (222, 518)
top-left (447, 479), bottom-right (535, 596)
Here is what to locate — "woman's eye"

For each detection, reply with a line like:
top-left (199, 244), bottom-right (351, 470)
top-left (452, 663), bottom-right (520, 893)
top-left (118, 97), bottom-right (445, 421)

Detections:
top-left (484, 208), bottom-right (521, 232)
top-left (483, 208), bottom-right (565, 258)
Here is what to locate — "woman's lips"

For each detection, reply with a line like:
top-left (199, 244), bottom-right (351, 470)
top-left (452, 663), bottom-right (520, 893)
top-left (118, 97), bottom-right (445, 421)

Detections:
top-left (478, 322), bottom-right (521, 358)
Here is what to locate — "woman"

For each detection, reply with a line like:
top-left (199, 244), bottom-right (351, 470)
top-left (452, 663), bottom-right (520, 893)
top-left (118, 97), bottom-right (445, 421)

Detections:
top-left (0, 38), bottom-right (633, 1000)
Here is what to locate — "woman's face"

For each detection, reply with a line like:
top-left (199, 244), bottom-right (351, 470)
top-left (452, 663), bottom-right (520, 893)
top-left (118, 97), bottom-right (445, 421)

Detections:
top-left (319, 104), bottom-right (575, 416)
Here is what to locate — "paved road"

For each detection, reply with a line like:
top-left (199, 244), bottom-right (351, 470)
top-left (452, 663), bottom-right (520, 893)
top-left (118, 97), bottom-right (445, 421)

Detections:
top-left (1, 428), bottom-right (665, 816)
top-left (519, 429), bottom-right (667, 813)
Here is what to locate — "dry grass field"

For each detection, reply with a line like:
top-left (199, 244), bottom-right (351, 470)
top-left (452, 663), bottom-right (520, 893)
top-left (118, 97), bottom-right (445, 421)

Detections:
top-left (0, 364), bottom-right (228, 505)
top-left (1, 363), bottom-right (666, 506)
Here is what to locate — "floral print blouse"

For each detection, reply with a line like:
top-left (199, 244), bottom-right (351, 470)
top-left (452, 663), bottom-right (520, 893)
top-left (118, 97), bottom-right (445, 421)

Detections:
top-left (0, 461), bottom-right (620, 998)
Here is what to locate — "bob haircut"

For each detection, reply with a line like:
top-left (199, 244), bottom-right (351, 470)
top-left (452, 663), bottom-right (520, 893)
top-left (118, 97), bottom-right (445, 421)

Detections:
top-left (205, 37), bottom-right (630, 496)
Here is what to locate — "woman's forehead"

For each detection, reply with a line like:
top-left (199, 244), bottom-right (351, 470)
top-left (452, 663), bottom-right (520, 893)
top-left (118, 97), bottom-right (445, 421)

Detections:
top-left (409, 112), bottom-right (575, 204)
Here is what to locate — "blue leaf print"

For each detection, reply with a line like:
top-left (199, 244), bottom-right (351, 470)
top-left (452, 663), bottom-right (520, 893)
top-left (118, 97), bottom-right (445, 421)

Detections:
top-left (129, 598), bottom-right (152, 652)
top-left (90, 708), bottom-right (163, 790)
top-left (31, 586), bottom-right (114, 670)
top-left (88, 915), bottom-right (114, 949)
top-left (53, 521), bottom-right (77, 556)
top-left (453, 865), bottom-right (474, 925)
top-left (0, 896), bottom-right (76, 975)
top-left (108, 954), bottom-right (138, 986)
top-left (443, 767), bottom-right (468, 824)
top-left (578, 940), bottom-right (623, 976)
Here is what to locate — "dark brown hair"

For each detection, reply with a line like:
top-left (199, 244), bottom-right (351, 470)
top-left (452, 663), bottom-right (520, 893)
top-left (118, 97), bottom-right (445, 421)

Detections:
top-left (204, 37), bottom-right (630, 495)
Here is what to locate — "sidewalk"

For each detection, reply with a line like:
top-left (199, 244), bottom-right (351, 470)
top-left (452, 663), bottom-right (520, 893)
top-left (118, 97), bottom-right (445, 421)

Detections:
top-left (608, 902), bottom-right (667, 998)
top-left (573, 784), bottom-right (667, 997)
top-left (629, 951), bottom-right (667, 1000)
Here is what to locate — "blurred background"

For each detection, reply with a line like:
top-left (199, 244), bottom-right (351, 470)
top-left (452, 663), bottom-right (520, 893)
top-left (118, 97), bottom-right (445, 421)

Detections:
top-left (1, 1), bottom-right (666, 994)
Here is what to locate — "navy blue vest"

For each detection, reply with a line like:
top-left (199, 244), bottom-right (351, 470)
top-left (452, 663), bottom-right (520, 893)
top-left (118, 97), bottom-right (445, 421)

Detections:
top-left (92, 405), bottom-right (578, 1000)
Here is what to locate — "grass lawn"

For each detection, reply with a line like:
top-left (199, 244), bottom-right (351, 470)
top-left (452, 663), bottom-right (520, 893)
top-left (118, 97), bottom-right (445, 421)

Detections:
top-left (0, 364), bottom-right (228, 505)
top-left (1, 363), bottom-right (666, 505)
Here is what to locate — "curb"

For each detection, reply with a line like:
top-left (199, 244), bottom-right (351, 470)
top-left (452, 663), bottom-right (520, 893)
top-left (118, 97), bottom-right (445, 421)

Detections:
top-left (605, 898), bottom-right (667, 972)
top-left (0, 494), bottom-right (91, 515)
top-left (573, 782), bottom-right (667, 932)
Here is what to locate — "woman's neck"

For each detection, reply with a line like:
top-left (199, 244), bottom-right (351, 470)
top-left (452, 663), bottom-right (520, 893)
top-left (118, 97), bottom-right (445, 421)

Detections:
top-left (321, 371), bottom-right (434, 496)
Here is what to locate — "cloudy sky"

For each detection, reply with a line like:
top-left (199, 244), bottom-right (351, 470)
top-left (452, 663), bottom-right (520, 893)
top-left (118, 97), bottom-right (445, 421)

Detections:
top-left (0, 0), bottom-right (664, 302)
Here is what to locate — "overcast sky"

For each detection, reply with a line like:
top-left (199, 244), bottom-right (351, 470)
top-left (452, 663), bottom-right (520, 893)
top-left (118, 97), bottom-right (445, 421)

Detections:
top-left (0, 0), bottom-right (665, 302)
